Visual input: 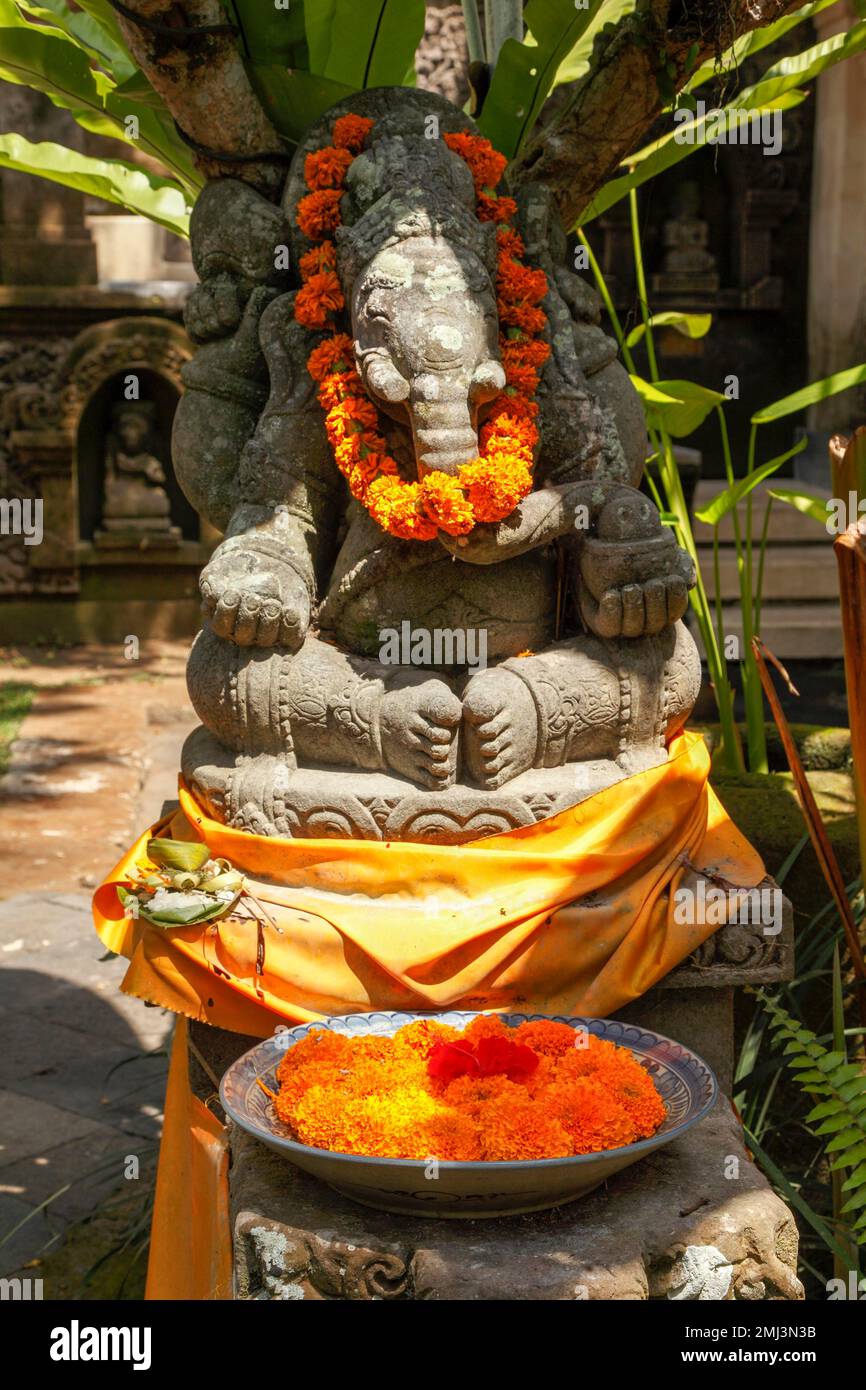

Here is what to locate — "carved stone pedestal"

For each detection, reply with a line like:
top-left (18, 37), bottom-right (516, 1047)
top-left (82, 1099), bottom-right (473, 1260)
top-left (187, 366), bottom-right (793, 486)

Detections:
top-left (186, 896), bottom-right (796, 1300)
top-left (227, 1104), bottom-right (802, 1300)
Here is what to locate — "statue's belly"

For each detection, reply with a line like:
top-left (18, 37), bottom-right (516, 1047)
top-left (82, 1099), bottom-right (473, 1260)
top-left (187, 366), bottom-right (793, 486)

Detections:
top-left (326, 549), bottom-right (556, 666)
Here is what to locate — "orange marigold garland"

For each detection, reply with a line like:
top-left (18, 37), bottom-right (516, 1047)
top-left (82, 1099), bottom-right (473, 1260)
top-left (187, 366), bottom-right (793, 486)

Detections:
top-left (294, 118), bottom-right (550, 540)
top-left (273, 1016), bottom-right (666, 1162)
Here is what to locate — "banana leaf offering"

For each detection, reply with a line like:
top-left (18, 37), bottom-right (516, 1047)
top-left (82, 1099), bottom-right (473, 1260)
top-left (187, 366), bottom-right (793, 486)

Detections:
top-left (117, 838), bottom-right (244, 929)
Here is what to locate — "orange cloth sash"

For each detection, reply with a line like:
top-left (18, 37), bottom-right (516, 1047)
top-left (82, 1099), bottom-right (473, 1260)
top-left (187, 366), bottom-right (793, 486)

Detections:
top-left (145, 1017), bottom-right (232, 1300)
top-left (93, 731), bottom-right (763, 1036)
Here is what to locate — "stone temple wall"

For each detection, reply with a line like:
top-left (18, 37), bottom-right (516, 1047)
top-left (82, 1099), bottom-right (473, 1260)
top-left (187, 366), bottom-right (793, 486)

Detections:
top-left (415, 0), bottom-right (471, 108)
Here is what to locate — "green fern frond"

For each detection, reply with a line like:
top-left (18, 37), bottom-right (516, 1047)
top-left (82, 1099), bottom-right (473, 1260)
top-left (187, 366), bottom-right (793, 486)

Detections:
top-left (757, 988), bottom-right (866, 1245)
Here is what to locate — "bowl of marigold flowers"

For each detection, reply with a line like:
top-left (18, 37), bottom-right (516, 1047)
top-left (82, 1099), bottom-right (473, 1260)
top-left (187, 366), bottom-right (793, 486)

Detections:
top-left (220, 1011), bottom-right (717, 1217)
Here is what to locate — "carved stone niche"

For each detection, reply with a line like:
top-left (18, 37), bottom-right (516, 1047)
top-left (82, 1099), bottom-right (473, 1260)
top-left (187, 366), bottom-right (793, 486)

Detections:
top-left (3, 316), bottom-right (217, 637)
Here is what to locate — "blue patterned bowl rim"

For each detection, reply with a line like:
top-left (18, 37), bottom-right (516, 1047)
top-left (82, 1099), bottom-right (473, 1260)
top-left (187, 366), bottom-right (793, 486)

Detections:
top-left (219, 1011), bottom-right (719, 1171)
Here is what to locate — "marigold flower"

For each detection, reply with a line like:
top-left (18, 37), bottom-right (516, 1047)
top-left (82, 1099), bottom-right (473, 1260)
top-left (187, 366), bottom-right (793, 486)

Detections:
top-left (478, 192), bottom-right (518, 224)
top-left (419, 472), bottom-right (475, 536)
top-left (296, 188), bottom-right (343, 239)
top-left (294, 270), bottom-right (344, 329)
top-left (332, 113), bottom-right (374, 151)
top-left (461, 456), bottom-right (533, 523)
top-left (443, 131), bottom-right (507, 194)
top-left (273, 1019), bottom-right (665, 1162)
top-left (317, 369), bottom-right (364, 412)
top-left (299, 241), bottom-right (338, 280)
top-left (497, 299), bottom-right (546, 335)
top-left (307, 333), bottom-right (355, 382)
top-left (513, 1019), bottom-right (582, 1057)
top-left (366, 476), bottom-right (438, 541)
top-left (304, 146), bottom-right (354, 190)
top-left (496, 226), bottom-right (525, 259)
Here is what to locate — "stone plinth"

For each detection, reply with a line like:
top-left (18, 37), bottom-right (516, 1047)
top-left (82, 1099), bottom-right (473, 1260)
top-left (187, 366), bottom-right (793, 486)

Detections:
top-left (228, 1106), bottom-right (802, 1300)
top-left (183, 890), bottom-right (796, 1300)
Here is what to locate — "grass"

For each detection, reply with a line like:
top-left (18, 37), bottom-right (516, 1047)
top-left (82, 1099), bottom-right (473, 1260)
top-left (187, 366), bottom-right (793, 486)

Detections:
top-left (0, 681), bottom-right (34, 776)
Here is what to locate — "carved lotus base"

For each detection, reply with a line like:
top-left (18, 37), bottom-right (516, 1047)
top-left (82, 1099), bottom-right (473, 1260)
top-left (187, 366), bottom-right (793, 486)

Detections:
top-left (181, 725), bottom-right (627, 844)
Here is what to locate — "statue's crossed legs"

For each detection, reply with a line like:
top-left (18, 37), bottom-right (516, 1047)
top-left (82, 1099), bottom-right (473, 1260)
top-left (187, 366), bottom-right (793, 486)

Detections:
top-left (187, 620), bottom-right (700, 791)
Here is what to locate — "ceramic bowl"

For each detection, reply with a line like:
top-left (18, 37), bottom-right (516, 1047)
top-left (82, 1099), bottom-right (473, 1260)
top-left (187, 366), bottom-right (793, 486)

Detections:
top-left (220, 1010), bottom-right (717, 1218)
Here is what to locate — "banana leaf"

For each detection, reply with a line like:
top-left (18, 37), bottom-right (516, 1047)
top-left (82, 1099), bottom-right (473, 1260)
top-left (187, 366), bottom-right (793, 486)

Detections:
top-left (117, 884), bottom-right (242, 929)
top-left (751, 363), bottom-right (866, 423)
top-left (694, 441), bottom-right (807, 526)
top-left (480, 0), bottom-right (605, 157)
top-left (304, 0), bottom-right (426, 88)
top-left (626, 311), bottom-right (711, 349)
top-left (630, 376), bottom-right (725, 439)
top-left (0, 133), bottom-right (191, 234)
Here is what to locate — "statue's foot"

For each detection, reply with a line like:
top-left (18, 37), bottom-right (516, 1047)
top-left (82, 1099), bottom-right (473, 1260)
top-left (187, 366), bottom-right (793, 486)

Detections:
top-left (380, 672), bottom-right (462, 789)
top-left (462, 668), bottom-right (537, 789)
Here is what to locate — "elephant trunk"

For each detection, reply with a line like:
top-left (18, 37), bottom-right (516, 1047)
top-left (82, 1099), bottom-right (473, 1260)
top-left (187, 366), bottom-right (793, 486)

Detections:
top-left (410, 385), bottom-right (479, 475)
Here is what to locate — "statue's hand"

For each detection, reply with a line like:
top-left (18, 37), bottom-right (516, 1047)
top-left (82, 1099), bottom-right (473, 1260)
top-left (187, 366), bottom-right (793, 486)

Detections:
top-left (578, 532), bottom-right (695, 639)
top-left (184, 272), bottom-right (248, 343)
top-left (199, 542), bottom-right (311, 649)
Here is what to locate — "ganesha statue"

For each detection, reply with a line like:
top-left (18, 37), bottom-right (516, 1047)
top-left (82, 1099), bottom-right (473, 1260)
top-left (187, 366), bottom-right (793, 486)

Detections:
top-left (174, 89), bottom-right (700, 844)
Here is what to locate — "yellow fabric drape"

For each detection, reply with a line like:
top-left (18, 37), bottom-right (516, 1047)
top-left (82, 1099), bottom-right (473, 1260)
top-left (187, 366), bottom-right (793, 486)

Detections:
top-left (94, 731), bottom-right (763, 1035)
top-left (145, 1017), bottom-right (232, 1300)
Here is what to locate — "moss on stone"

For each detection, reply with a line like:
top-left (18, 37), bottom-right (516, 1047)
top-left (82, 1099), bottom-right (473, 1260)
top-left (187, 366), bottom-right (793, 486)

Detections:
top-left (695, 723), bottom-right (852, 773)
top-left (710, 767), bottom-right (860, 926)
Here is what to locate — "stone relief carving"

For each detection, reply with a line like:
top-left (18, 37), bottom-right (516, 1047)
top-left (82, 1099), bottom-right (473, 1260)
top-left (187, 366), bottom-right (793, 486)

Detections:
top-left (98, 400), bottom-right (178, 539)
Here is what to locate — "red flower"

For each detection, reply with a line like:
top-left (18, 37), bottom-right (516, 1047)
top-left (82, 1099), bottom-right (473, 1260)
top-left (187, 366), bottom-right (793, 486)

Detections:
top-left (428, 1036), bottom-right (539, 1084)
top-left (427, 1040), bottom-right (478, 1083)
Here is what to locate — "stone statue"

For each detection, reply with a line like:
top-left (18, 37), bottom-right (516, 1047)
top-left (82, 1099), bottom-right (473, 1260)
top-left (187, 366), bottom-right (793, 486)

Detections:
top-left (174, 90), bottom-right (700, 843)
top-left (100, 400), bottom-right (176, 535)
top-left (652, 181), bottom-right (719, 296)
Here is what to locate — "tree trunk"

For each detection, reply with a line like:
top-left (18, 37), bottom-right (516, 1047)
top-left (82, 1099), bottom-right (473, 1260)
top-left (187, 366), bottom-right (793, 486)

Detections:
top-left (508, 0), bottom-right (808, 226)
top-left (113, 0), bottom-right (287, 198)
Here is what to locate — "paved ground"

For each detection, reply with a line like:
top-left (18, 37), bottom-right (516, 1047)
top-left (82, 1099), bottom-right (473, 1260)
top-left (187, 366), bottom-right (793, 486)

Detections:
top-left (0, 642), bottom-right (197, 1285)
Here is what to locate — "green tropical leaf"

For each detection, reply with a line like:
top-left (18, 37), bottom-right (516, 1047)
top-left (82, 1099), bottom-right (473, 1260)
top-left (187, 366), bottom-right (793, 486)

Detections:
top-left (245, 68), bottom-right (355, 146)
top-left (626, 311), bottom-right (712, 349)
top-left (549, 0), bottom-right (636, 87)
top-left (480, 0), bottom-right (605, 157)
top-left (766, 486), bottom-right (830, 527)
top-left (744, 1124), bottom-right (859, 1268)
top-left (687, 0), bottom-right (841, 89)
top-left (745, 21), bottom-right (866, 107)
top-left (694, 440), bottom-right (807, 525)
top-left (756, 988), bottom-right (866, 1248)
top-left (304, 0), bottom-right (426, 89)
top-left (578, 90), bottom-right (807, 224)
top-left (15, 0), bottom-right (135, 76)
top-left (67, 0), bottom-right (126, 46)
top-left (578, 23), bottom-right (866, 224)
top-left (0, 133), bottom-right (191, 235)
top-left (0, 0), bottom-right (199, 186)
top-left (752, 363), bottom-right (866, 423)
top-left (842, 1161), bottom-right (866, 1191)
top-left (630, 376), bottom-right (725, 439)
